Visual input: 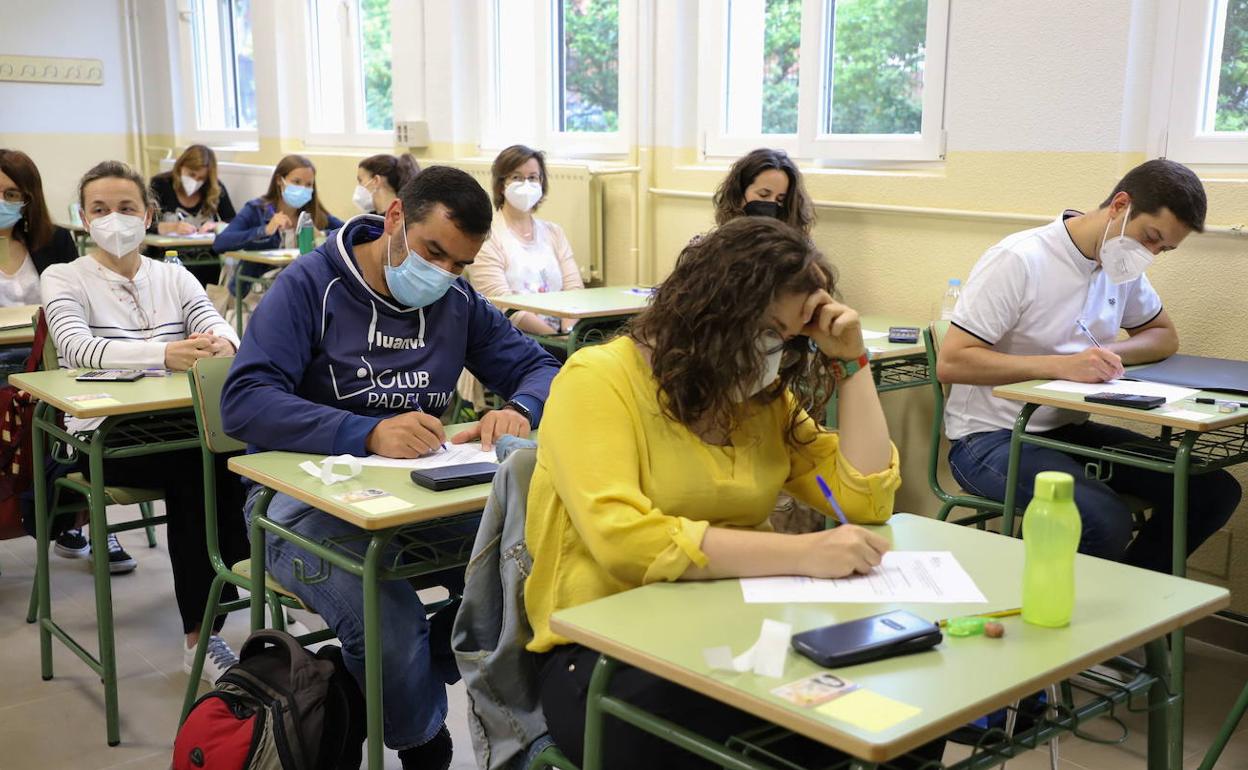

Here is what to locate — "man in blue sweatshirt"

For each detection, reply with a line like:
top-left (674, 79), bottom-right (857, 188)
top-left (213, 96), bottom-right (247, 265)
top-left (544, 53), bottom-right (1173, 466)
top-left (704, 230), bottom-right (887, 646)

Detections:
top-left (221, 166), bottom-right (560, 770)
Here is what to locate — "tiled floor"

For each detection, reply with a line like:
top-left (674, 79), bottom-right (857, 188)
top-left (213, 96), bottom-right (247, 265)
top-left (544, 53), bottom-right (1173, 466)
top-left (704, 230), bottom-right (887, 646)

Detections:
top-left (3, 504), bottom-right (1248, 769)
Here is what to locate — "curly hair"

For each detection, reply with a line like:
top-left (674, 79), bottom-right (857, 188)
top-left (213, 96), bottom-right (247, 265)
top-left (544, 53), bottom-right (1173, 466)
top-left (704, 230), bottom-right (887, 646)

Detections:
top-left (629, 217), bottom-right (838, 446)
top-left (712, 148), bottom-right (815, 234)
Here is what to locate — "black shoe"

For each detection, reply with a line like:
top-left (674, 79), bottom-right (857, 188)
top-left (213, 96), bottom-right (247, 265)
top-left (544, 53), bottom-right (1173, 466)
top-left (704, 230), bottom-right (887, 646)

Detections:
top-left (398, 725), bottom-right (451, 770)
top-left (89, 533), bottom-right (138, 575)
top-left (54, 528), bottom-right (90, 559)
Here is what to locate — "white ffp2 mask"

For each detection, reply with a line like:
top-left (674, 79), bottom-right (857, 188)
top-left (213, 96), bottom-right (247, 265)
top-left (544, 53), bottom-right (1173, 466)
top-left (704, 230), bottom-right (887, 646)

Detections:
top-left (180, 174), bottom-right (203, 196)
top-left (88, 212), bottom-right (148, 259)
top-left (1099, 204), bottom-right (1154, 284)
top-left (504, 180), bottom-right (543, 212)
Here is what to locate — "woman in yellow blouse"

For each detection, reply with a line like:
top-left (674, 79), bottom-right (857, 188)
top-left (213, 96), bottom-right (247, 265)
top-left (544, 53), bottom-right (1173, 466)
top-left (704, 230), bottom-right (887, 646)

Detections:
top-left (525, 217), bottom-right (941, 768)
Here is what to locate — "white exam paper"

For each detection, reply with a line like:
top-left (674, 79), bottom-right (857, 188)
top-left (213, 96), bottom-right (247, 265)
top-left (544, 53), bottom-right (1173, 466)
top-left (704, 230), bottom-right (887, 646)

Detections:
top-left (860, 329), bottom-right (889, 340)
top-left (740, 551), bottom-right (987, 604)
top-left (1036, 379), bottom-right (1199, 403)
top-left (354, 442), bottom-right (498, 470)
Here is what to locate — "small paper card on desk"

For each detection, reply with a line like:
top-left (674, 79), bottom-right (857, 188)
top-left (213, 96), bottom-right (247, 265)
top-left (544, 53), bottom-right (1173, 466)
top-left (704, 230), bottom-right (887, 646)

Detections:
top-left (66, 392), bottom-right (121, 409)
top-left (772, 672), bottom-right (859, 707)
top-left (817, 689), bottom-right (921, 732)
top-left (333, 488), bottom-right (410, 515)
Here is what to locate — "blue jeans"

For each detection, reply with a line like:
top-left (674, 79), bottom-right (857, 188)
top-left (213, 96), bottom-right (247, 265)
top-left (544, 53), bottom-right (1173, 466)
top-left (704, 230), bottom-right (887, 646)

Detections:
top-left (243, 485), bottom-right (463, 750)
top-left (949, 422), bottom-right (1241, 573)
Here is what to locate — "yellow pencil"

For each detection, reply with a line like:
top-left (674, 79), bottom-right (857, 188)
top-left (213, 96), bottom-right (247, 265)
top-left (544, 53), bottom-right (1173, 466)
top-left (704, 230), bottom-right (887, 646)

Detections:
top-left (938, 608), bottom-right (1022, 628)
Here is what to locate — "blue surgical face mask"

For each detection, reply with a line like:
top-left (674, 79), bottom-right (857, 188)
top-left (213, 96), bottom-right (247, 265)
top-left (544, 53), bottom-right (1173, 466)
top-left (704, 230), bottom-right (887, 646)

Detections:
top-left (282, 182), bottom-right (314, 209)
top-left (383, 220), bottom-right (459, 308)
top-left (0, 200), bottom-right (24, 230)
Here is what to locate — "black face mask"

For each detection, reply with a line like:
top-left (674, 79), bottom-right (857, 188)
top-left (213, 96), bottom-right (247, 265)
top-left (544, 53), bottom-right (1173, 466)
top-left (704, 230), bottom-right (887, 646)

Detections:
top-left (743, 200), bottom-right (783, 220)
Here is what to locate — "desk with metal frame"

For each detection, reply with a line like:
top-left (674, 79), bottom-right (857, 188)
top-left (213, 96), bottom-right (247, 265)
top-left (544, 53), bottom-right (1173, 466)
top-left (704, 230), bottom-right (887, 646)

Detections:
top-left (232, 425), bottom-right (500, 770)
top-left (551, 513), bottom-right (1228, 770)
top-left (992, 380), bottom-right (1248, 766)
top-left (14, 369), bottom-right (198, 748)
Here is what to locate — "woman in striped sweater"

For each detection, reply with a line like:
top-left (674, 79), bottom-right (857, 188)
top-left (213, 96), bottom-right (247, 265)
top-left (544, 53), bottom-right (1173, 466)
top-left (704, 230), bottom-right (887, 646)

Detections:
top-left (41, 160), bottom-right (247, 684)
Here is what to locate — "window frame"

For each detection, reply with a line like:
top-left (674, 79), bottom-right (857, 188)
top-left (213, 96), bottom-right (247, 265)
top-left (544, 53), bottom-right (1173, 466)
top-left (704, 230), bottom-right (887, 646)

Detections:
top-left (697, 0), bottom-right (950, 164)
top-left (303, 0), bottom-right (395, 149)
top-left (478, 0), bottom-right (637, 158)
top-left (1154, 0), bottom-right (1248, 165)
top-left (175, 0), bottom-right (259, 146)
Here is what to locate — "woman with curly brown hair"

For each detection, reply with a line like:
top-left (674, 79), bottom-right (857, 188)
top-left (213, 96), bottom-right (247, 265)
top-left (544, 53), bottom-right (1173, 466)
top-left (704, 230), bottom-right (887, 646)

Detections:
top-left (523, 217), bottom-right (938, 768)
top-left (712, 147), bottom-right (816, 234)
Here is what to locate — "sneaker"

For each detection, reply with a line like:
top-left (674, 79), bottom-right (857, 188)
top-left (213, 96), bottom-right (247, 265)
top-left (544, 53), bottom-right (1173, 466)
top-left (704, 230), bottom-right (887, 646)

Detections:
top-left (88, 533), bottom-right (137, 575)
top-left (54, 528), bottom-right (90, 559)
top-left (185, 635), bottom-right (239, 685)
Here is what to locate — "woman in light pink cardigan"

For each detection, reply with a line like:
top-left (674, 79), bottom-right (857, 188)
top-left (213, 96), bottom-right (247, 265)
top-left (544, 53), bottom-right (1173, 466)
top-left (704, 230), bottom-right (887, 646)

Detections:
top-left (472, 145), bottom-right (583, 336)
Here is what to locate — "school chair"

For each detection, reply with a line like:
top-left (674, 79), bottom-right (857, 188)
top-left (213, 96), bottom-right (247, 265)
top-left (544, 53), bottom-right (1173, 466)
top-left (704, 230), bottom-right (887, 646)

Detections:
top-left (179, 356), bottom-right (334, 721)
top-left (24, 309), bottom-right (162, 624)
top-left (924, 323), bottom-right (1004, 528)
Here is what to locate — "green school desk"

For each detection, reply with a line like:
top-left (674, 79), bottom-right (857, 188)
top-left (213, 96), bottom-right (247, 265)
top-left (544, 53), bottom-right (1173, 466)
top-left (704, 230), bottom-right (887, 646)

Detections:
top-left (223, 248), bottom-right (300, 336)
top-left (992, 379), bottom-right (1248, 765)
top-left (231, 422), bottom-right (508, 770)
top-left (144, 233), bottom-right (221, 274)
top-left (488, 286), bottom-right (653, 355)
top-left (551, 513), bottom-right (1227, 770)
top-left (58, 221), bottom-right (91, 255)
top-left (12, 368), bottom-right (197, 748)
top-left (859, 316), bottom-right (928, 393)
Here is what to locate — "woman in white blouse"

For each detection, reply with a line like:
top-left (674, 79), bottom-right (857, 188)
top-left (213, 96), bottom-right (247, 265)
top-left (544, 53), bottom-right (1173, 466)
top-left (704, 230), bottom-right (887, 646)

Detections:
top-left (41, 160), bottom-right (246, 685)
top-left (473, 145), bottom-right (583, 337)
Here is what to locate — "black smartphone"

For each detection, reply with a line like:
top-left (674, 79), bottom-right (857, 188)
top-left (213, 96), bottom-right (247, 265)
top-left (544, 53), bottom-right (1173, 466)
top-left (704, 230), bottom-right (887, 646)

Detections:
top-left (409, 462), bottom-right (499, 492)
top-left (791, 610), bottom-right (942, 668)
top-left (1083, 392), bottom-right (1165, 410)
top-left (888, 326), bottom-right (921, 344)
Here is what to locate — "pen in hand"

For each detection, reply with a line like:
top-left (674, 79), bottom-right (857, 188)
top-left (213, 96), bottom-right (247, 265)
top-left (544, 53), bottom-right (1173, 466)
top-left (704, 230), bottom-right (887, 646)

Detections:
top-left (1076, 319), bottom-right (1103, 349)
top-left (815, 474), bottom-right (850, 526)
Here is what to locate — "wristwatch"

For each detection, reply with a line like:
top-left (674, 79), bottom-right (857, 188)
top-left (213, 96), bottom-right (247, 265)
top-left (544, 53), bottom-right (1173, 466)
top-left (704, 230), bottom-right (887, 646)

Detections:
top-left (502, 399), bottom-right (533, 425)
top-left (830, 350), bottom-right (871, 381)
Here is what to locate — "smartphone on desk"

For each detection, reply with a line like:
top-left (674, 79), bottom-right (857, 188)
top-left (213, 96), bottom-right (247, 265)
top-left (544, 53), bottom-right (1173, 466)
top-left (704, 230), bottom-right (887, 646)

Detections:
top-left (410, 462), bottom-right (499, 492)
top-left (1083, 392), bottom-right (1164, 410)
top-left (791, 610), bottom-right (942, 668)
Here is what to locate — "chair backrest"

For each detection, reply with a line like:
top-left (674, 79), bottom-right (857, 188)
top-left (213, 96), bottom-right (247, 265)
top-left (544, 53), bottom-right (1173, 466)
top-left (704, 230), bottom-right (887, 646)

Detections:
top-left (189, 357), bottom-right (246, 454)
top-left (36, 310), bottom-right (58, 371)
top-left (67, 202), bottom-right (83, 227)
top-left (925, 322), bottom-right (952, 500)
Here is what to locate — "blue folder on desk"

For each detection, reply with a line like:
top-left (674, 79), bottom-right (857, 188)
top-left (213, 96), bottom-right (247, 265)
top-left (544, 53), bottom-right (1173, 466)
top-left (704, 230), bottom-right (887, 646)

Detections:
top-left (1129, 354), bottom-right (1248, 395)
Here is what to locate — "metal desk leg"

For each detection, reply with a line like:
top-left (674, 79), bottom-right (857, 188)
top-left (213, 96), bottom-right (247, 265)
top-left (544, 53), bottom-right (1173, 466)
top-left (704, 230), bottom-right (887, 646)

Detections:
top-left (1162, 433), bottom-right (1197, 769)
top-left (85, 431), bottom-right (122, 746)
top-left (363, 533), bottom-right (386, 770)
top-left (234, 274), bottom-right (246, 338)
top-left (1001, 403), bottom-right (1039, 538)
top-left (1145, 638), bottom-right (1176, 770)
top-left (33, 402), bottom-right (53, 681)
top-left (249, 497), bottom-right (270, 633)
top-left (582, 655), bottom-right (619, 770)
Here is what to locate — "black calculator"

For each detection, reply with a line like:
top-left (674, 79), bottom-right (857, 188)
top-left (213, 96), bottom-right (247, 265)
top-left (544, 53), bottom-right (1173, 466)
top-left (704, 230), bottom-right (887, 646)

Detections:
top-left (74, 370), bottom-right (145, 382)
top-left (888, 326), bottom-right (920, 344)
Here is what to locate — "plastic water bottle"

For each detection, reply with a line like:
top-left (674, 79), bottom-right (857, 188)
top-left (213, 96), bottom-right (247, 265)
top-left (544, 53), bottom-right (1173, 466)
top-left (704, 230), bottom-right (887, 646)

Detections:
top-left (939, 278), bottom-right (962, 320)
top-left (296, 211), bottom-right (314, 254)
top-left (163, 249), bottom-right (183, 268)
top-left (1022, 471), bottom-right (1082, 628)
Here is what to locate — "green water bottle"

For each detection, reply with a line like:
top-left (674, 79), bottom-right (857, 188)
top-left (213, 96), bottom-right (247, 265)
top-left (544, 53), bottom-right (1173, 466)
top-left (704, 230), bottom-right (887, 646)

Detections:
top-left (296, 212), bottom-right (314, 254)
top-left (1022, 471), bottom-right (1082, 628)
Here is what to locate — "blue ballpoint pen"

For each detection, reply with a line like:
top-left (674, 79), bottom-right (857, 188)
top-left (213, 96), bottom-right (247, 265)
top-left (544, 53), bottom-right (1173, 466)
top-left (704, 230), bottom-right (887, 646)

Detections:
top-left (815, 474), bottom-right (850, 526)
top-left (412, 400), bottom-right (447, 452)
top-left (1076, 319), bottom-right (1103, 349)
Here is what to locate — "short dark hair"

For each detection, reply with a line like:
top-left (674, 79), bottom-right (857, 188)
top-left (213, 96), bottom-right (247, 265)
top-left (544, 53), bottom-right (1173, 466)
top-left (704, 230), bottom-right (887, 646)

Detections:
top-left (1100, 159), bottom-right (1207, 233)
top-left (398, 165), bottom-right (492, 237)
top-left (490, 145), bottom-right (548, 211)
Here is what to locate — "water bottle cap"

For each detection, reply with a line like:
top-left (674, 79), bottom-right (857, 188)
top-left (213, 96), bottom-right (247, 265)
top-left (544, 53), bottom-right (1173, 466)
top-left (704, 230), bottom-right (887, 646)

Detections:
top-left (948, 278), bottom-right (962, 286)
top-left (1033, 471), bottom-right (1074, 502)
top-left (165, 250), bottom-right (177, 257)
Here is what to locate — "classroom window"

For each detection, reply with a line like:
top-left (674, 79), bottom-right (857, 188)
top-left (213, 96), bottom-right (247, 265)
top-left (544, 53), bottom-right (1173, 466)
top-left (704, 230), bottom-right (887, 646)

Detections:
top-left (189, 0), bottom-right (257, 131)
top-left (1159, 0), bottom-right (1248, 163)
top-left (700, 0), bottom-right (948, 162)
top-left (306, 0), bottom-right (393, 144)
top-left (481, 0), bottom-right (635, 155)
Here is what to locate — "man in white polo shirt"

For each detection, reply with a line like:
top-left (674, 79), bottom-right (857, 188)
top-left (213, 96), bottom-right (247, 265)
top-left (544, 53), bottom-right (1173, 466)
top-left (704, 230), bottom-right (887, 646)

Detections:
top-left (938, 159), bottom-right (1240, 572)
